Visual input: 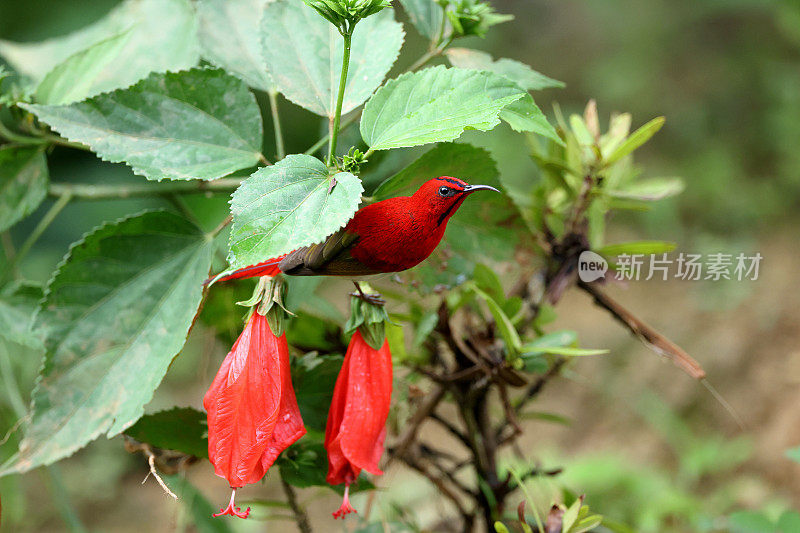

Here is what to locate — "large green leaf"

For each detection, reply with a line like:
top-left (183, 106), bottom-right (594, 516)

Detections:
top-left (260, 1), bottom-right (404, 117)
top-left (445, 48), bottom-right (564, 90)
top-left (0, 146), bottom-right (48, 232)
top-left (227, 154), bottom-right (363, 269)
top-left (0, 211), bottom-right (214, 476)
top-left (0, 0), bottom-right (199, 90)
top-left (0, 283), bottom-right (44, 349)
top-left (399, 0), bottom-right (445, 41)
top-left (35, 32), bottom-right (131, 105)
top-left (22, 68), bottom-right (263, 182)
top-left (124, 407), bottom-right (207, 458)
top-left (360, 66), bottom-right (528, 151)
top-left (197, 0), bottom-right (274, 92)
top-left (291, 353), bottom-right (342, 432)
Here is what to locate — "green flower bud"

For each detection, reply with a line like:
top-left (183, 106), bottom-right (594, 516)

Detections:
top-left (445, 0), bottom-right (512, 39)
top-left (303, 0), bottom-right (391, 34)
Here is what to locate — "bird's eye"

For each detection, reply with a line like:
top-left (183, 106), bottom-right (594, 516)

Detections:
top-left (438, 186), bottom-right (454, 197)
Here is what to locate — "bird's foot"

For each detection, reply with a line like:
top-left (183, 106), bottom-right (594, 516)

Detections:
top-left (349, 291), bottom-right (386, 306)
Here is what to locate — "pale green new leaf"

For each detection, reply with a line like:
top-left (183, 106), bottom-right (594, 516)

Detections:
top-left (227, 154), bottom-right (363, 269)
top-left (604, 117), bottom-right (665, 166)
top-left (0, 211), bottom-right (214, 476)
top-left (532, 346), bottom-right (609, 357)
top-left (197, 0), bottom-right (274, 92)
top-left (361, 66), bottom-right (527, 150)
top-left (261, 1), bottom-right (404, 117)
top-left (0, 146), bottom-right (48, 232)
top-left (472, 285), bottom-right (522, 355)
top-left (607, 177), bottom-right (685, 201)
top-left (445, 48), bottom-right (564, 90)
top-left (596, 240), bottom-right (676, 257)
top-left (22, 68), bottom-right (263, 181)
top-left (0, 0), bottom-right (199, 91)
top-left (36, 32), bottom-right (130, 105)
top-left (399, 0), bottom-right (445, 41)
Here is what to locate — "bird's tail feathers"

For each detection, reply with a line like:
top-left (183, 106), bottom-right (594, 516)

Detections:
top-left (204, 256), bottom-right (286, 286)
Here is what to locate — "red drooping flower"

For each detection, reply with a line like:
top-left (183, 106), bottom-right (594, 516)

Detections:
top-left (204, 309), bottom-right (306, 518)
top-left (325, 329), bottom-right (393, 518)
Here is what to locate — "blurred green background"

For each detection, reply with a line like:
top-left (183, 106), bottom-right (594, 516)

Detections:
top-left (1, 0), bottom-right (799, 532)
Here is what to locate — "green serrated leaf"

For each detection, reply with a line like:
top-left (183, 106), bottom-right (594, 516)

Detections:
top-left (124, 407), bottom-right (208, 458)
top-left (22, 68), bottom-right (263, 181)
top-left (228, 154), bottom-right (363, 269)
top-left (0, 283), bottom-right (44, 349)
top-left (0, 146), bottom-right (48, 232)
top-left (0, 211), bottom-right (213, 476)
top-left (261, 1), bottom-right (404, 117)
top-left (604, 117), bottom-right (665, 166)
top-left (361, 66), bottom-right (527, 150)
top-left (596, 240), bottom-right (676, 257)
top-left (445, 48), bottom-right (564, 91)
top-left (399, 0), bottom-right (446, 41)
top-left (500, 93), bottom-right (562, 144)
top-left (197, 0), bottom-right (274, 92)
top-left (0, 0), bottom-right (199, 89)
top-left (35, 31), bottom-right (131, 105)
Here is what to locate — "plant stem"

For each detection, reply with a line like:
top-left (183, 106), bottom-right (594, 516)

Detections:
top-left (280, 477), bottom-right (312, 533)
top-left (47, 178), bottom-right (243, 200)
top-left (268, 90), bottom-right (286, 160)
top-left (0, 119), bottom-right (47, 145)
top-left (3, 192), bottom-right (72, 283)
top-left (327, 31), bottom-right (353, 167)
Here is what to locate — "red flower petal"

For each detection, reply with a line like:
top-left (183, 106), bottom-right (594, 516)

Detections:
top-left (204, 311), bottom-right (305, 488)
top-left (325, 330), bottom-right (393, 486)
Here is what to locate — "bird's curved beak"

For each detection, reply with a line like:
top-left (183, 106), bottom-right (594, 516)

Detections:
top-left (462, 184), bottom-right (500, 194)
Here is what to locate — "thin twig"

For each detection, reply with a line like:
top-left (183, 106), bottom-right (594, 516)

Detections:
top-left (141, 446), bottom-right (178, 499)
top-left (385, 385), bottom-right (446, 468)
top-left (280, 476), bottom-right (313, 533)
top-left (2, 191), bottom-right (72, 284)
top-left (578, 280), bottom-right (706, 379)
top-left (47, 178), bottom-right (243, 200)
top-left (400, 453), bottom-right (471, 519)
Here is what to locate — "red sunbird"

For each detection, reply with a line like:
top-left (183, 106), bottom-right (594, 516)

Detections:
top-left (210, 177), bottom-right (499, 290)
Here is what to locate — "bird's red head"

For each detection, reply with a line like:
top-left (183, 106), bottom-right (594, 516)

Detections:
top-left (412, 176), bottom-right (499, 226)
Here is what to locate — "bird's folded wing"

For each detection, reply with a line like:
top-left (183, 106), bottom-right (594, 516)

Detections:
top-left (279, 227), bottom-right (378, 276)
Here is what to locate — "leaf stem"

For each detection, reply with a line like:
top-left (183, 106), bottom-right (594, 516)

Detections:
top-left (327, 31), bottom-right (353, 167)
top-left (268, 89), bottom-right (286, 160)
top-left (0, 118), bottom-right (47, 145)
top-left (3, 192), bottom-right (72, 282)
top-left (47, 178), bottom-right (243, 200)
